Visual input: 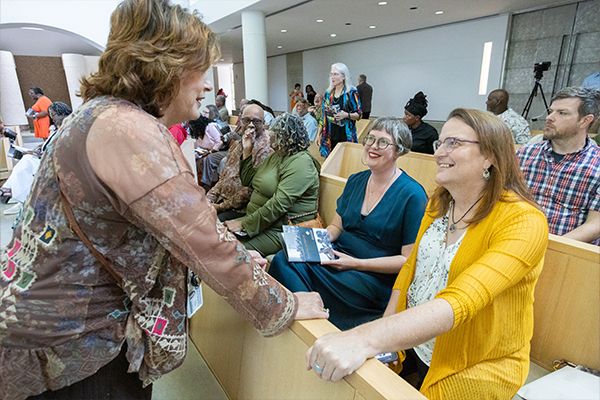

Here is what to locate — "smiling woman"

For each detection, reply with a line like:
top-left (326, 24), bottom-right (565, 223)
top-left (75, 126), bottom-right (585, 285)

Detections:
top-left (0, 1), bottom-right (328, 399)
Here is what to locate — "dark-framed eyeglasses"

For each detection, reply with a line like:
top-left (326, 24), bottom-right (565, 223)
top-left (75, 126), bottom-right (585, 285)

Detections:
top-left (362, 134), bottom-right (401, 151)
top-left (432, 137), bottom-right (479, 153)
top-left (241, 117), bottom-right (264, 126)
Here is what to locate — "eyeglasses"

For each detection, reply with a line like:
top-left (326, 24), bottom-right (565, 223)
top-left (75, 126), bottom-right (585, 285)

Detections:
top-left (362, 134), bottom-right (401, 151)
top-left (432, 137), bottom-right (479, 153)
top-left (241, 117), bottom-right (264, 126)
top-left (330, 73), bottom-right (342, 77)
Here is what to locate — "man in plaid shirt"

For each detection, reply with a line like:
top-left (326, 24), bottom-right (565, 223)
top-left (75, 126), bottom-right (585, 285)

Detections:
top-left (516, 86), bottom-right (600, 244)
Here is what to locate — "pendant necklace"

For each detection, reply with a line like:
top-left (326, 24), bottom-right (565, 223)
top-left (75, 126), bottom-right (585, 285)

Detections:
top-left (366, 169), bottom-right (397, 213)
top-left (449, 196), bottom-right (483, 234)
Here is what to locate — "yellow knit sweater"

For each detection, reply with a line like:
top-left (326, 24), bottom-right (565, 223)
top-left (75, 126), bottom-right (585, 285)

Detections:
top-left (393, 192), bottom-right (548, 400)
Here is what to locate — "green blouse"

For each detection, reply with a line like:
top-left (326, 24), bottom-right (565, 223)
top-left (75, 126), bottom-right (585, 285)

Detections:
top-left (240, 150), bottom-right (320, 237)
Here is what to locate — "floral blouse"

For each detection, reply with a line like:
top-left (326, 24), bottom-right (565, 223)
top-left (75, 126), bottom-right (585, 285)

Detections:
top-left (406, 214), bottom-right (465, 366)
top-left (0, 96), bottom-right (296, 400)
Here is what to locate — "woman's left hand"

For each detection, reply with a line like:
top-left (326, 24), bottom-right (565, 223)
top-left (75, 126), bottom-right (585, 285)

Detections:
top-left (306, 330), bottom-right (371, 382)
top-left (224, 219), bottom-right (243, 233)
top-left (247, 250), bottom-right (267, 269)
top-left (321, 250), bottom-right (361, 271)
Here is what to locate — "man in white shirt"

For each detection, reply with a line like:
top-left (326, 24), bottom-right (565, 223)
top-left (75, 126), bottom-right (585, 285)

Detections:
top-left (296, 98), bottom-right (318, 141)
top-left (486, 89), bottom-right (532, 145)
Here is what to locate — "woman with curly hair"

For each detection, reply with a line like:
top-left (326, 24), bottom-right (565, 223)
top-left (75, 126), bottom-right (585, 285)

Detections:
top-left (0, 1), bottom-right (326, 399)
top-left (224, 113), bottom-right (321, 256)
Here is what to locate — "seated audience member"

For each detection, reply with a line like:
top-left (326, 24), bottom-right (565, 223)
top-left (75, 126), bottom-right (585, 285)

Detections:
top-left (191, 105), bottom-right (226, 189)
top-left (296, 98), bottom-right (318, 141)
top-left (582, 61), bottom-right (599, 89)
top-left (168, 122), bottom-right (188, 146)
top-left (196, 105), bottom-right (223, 151)
top-left (486, 89), bottom-right (532, 144)
top-left (247, 99), bottom-right (276, 128)
top-left (216, 94), bottom-right (229, 122)
top-left (306, 109), bottom-right (548, 400)
top-left (269, 117), bottom-right (427, 330)
top-left (593, 133), bottom-right (600, 146)
top-left (517, 86), bottom-right (600, 244)
top-left (206, 104), bottom-right (273, 220)
top-left (403, 92), bottom-right (438, 154)
top-left (223, 113), bottom-right (320, 257)
top-left (2, 102), bottom-right (72, 215)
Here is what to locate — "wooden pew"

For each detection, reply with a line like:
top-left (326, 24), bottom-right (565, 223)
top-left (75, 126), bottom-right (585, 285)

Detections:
top-left (228, 115), bottom-right (238, 126)
top-left (189, 287), bottom-right (425, 400)
top-left (356, 118), bottom-right (372, 143)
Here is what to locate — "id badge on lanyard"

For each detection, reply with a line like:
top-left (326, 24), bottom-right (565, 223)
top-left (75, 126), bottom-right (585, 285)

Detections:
top-left (187, 270), bottom-right (203, 318)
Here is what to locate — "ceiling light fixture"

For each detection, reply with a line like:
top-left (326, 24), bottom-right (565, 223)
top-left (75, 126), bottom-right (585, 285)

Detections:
top-left (220, 58), bottom-right (225, 61)
top-left (345, 22), bottom-right (352, 26)
top-left (435, 11), bottom-right (443, 14)
top-left (330, 34), bottom-right (337, 37)
top-left (281, 29), bottom-right (287, 32)
top-left (410, 7), bottom-right (417, 10)
top-left (378, 1), bottom-right (387, 5)
top-left (316, 19), bottom-right (323, 23)
top-left (21, 27), bottom-right (44, 31)
top-left (369, 26), bottom-right (376, 29)
top-left (277, 45), bottom-right (283, 49)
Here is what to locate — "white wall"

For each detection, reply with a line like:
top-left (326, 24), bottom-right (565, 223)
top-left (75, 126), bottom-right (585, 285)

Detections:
top-left (267, 55), bottom-right (287, 113)
top-left (302, 14), bottom-right (509, 121)
top-left (0, 50), bottom-right (27, 126)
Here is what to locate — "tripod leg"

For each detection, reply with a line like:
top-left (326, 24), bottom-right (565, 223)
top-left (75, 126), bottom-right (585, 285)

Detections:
top-left (538, 84), bottom-right (550, 114)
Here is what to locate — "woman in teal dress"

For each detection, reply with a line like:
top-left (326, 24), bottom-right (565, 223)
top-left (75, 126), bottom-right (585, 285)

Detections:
top-left (224, 113), bottom-right (321, 256)
top-left (269, 117), bottom-right (428, 330)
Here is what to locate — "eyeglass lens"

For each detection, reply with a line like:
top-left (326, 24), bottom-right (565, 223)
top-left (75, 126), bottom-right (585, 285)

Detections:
top-left (242, 118), bottom-right (263, 125)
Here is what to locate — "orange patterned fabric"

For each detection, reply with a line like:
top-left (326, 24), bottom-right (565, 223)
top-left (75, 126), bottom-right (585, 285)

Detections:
top-left (0, 96), bottom-right (297, 400)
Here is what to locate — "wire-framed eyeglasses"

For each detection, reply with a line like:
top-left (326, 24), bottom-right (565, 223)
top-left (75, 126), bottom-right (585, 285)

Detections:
top-left (362, 134), bottom-right (402, 151)
top-left (432, 137), bottom-right (479, 153)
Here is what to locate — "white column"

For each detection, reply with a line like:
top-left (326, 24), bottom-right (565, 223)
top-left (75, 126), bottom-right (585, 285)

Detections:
top-left (241, 11), bottom-right (268, 104)
top-left (0, 51), bottom-right (28, 126)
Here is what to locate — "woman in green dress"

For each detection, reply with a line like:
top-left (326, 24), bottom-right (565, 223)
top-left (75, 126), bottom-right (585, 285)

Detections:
top-left (224, 113), bottom-right (321, 256)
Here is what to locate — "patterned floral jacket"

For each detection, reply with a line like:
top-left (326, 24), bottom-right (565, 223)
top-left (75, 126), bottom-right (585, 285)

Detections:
top-left (0, 96), bottom-right (296, 400)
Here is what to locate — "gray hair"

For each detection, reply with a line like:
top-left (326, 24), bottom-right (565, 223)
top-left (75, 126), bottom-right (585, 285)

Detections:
top-left (216, 94), bottom-right (226, 105)
top-left (206, 104), bottom-right (220, 120)
top-left (368, 116), bottom-right (412, 157)
top-left (326, 62), bottom-right (355, 93)
top-left (270, 112), bottom-right (309, 155)
top-left (551, 86), bottom-right (600, 128)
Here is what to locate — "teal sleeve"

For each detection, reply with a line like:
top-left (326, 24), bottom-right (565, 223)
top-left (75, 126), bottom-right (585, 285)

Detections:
top-left (241, 154), bottom-right (317, 237)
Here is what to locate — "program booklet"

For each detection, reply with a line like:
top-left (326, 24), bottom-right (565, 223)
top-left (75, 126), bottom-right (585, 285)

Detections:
top-left (280, 225), bottom-right (335, 263)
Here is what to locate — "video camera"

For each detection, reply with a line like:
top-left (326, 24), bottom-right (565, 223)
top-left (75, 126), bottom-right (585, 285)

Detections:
top-left (534, 61), bottom-right (551, 80)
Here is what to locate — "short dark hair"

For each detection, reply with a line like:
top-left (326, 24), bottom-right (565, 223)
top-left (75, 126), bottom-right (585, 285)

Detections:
top-left (296, 98), bottom-right (309, 106)
top-left (551, 86), bottom-right (600, 128)
top-left (359, 74), bottom-right (367, 81)
top-left (29, 87), bottom-right (44, 95)
top-left (295, 83), bottom-right (301, 89)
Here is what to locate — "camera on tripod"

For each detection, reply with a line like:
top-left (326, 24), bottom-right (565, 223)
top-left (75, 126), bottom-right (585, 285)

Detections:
top-left (534, 61), bottom-right (551, 80)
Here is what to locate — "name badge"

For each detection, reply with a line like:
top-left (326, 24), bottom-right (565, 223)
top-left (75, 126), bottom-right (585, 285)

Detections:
top-left (187, 271), bottom-right (203, 318)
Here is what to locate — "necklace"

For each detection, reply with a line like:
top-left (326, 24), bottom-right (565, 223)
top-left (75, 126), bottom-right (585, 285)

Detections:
top-left (366, 169), bottom-right (397, 213)
top-left (449, 196), bottom-right (483, 234)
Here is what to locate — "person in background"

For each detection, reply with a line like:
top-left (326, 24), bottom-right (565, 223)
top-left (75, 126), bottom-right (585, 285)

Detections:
top-left (0, 2), bottom-right (327, 399)
top-left (224, 113), bottom-right (320, 257)
top-left (318, 62), bottom-right (361, 158)
top-left (216, 94), bottom-right (229, 122)
top-left (247, 99), bottom-right (276, 128)
top-left (517, 86), bottom-right (600, 244)
top-left (306, 84), bottom-right (316, 106)
top-left (217, 87), bottom-right (227, 97)
top-left (306, 109), bottom-right (548, 400)
top-left (270, 117), bottom-right (427, 330)
top-left (309, 93), bottom-right (324, 145)
top-left (403, 91), bottom-right (438, 154)
top-left (207, 104), bottom-right (273, 220)
top-left (193, 105), bottom-right (225, 190)
top-left (357, 74), bottom-right (373, 119)
top-left (486, 89), bottom-right (532, 145)
top-left (582, 61), bottom-right (600, 89)
top-left (26, 87), bottom-right (52, 139)
top-left (296, 98), bottom-right (318, 142)
top-left (290, 83), bottom-right (304, 112)
top-left (2, 102), bottom-right (73, 215)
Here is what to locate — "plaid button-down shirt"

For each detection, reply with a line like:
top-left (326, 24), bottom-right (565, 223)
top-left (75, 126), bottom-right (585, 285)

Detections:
top-left (516, 137), bottom-right (600, 237)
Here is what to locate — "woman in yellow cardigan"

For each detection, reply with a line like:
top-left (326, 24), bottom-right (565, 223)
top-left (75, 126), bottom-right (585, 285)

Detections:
top-left (305, 108), bottom-right (549, 400)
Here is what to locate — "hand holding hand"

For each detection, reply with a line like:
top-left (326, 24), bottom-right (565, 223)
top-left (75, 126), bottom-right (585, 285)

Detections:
top-left (306, 329), bottom-right (372, 382)
top-left (321, 250), bottom-right (360, 271)
top-left (294, 291), bottom-right (329, 320)
top-left (224, 219), bottom-right (243, 233)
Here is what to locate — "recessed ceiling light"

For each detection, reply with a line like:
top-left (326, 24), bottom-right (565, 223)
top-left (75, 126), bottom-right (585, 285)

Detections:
top-left (378, 1), bottom-right (387, 5)
top-left (277, 45), bottom-right (283, 49)
top-left (22, 27), bottom-right (44, 31)
top-left (281, 29), bottom-right (287, 32)
top-left (410, 7), bottom-right (417, 10)
top-left (316, 19), bottom-right (323, 23)
top-left (435, 11), bottom-right (443, 14)
top-left (345, 22), bottom-right (352, 26)
top-left (369, 25), bottom-right (376, 29)
top-left (330, 34), bottom-right (337, 37)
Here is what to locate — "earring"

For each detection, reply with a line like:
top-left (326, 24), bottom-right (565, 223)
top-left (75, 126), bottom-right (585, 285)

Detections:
top-left (483, 167), bottom-right (490, 180)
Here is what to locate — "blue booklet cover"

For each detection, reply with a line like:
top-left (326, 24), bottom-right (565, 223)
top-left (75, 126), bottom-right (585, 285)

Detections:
top-left (281, 226), bottom-right (335, 263)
